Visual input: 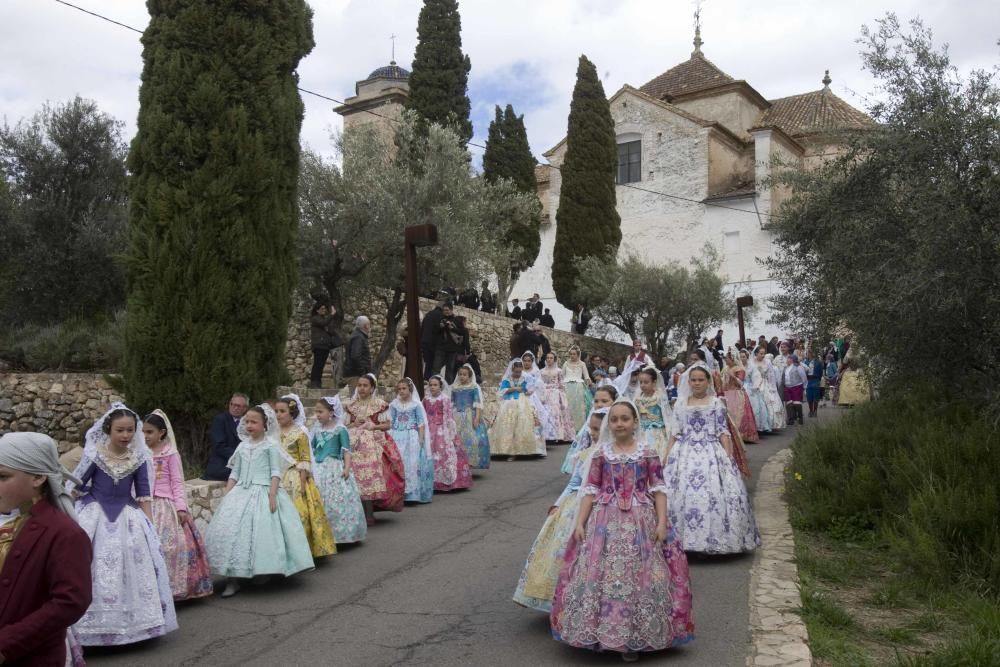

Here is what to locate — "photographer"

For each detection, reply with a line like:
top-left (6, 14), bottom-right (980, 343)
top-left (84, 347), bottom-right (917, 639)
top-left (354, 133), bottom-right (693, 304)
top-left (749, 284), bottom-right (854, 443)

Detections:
top-left (432, 303), bottom-right (467, 384)
top-left (309, 302), bottom-right (342, 389)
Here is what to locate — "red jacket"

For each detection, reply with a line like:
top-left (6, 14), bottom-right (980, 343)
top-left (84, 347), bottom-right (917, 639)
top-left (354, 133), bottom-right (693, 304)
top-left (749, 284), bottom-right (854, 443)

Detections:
top-left (0, 498), bottom-right (92, 666)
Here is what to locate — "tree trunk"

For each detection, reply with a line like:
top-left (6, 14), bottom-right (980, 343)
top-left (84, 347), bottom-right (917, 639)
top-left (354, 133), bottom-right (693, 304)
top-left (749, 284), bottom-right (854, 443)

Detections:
top-left (373, 286), bottom-right (405, 375)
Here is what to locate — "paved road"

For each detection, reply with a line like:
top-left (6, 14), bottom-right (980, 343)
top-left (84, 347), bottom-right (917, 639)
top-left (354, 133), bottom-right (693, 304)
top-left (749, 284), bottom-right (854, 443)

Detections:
top-left (85, 409), bottom-right (819, 667)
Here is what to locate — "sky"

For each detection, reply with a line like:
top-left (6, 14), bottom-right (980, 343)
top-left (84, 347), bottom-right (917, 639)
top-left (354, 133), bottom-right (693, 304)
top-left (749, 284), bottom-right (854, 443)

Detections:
top-left (1, 0), bottom-right (997, 165)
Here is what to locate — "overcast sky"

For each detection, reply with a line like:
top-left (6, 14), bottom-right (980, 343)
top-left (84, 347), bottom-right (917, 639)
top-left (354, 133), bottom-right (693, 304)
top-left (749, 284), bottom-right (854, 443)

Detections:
top-left (2, 0), bottom-right (997, 164)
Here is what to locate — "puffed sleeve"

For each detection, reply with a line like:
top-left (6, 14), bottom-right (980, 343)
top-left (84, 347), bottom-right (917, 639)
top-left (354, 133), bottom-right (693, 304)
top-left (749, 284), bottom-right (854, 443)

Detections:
top-left (337, 427), bottom-right (351, 453)
top-left (267, 445), bottom-right (284, 479)
top-left (670, 406), bottom-right (685, 437)
top-left (413, 405), bottom-right (425, 426)
top-left (715, 401), bottom-right (728, 434)
top-left (228, 445), bottom-right (243, 481)
top-left (579, 453), bottom-right (604, 497)
top-left (169, 452), bottom-right (189, 512)
top-left (133, 463), bottom-right (152, 502)
top-left (293, 431), bottom-right (312, 471)
top-left (647, 452), bottom-right (668, 495)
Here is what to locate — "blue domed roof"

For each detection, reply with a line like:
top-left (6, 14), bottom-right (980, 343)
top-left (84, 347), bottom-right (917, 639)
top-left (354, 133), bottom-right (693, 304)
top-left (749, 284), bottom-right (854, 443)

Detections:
top-left (367, 61), bottom-right (410, 80)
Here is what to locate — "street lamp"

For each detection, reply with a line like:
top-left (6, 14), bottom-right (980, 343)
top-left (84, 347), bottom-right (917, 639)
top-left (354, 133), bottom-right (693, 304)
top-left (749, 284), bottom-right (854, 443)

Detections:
top-left (404, 224), bottom-right (438, 398)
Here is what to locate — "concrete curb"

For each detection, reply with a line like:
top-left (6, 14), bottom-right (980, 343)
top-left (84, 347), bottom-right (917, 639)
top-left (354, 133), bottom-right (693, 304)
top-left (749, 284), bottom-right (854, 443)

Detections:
top-left (746, 448), bottom-right (813, 667)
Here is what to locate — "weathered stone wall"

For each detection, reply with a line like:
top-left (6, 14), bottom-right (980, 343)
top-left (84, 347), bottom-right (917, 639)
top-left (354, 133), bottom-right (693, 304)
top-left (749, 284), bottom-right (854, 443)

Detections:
top-left (0, 373), bottom-right (123, 453)
top-left (185, 478), bottom-right (225, 537)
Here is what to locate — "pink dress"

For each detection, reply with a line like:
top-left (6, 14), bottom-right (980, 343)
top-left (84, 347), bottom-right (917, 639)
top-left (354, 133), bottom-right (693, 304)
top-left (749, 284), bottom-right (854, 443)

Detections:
top-left (539, 366), bottom-right (577, 442)
top-left (151, 446), bottom-right (213, 600)
top-left (551, 441), bottom-right (695, 653)
top-left (423, 395), bottom-right (473, 492)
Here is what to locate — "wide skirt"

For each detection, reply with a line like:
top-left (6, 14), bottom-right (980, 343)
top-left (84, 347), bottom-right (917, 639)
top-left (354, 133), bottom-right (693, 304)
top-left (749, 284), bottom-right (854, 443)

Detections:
top-left (74, 503), bottom-right (179, 646)
top-left (550, 502), bottom-right (695, 653)
top-left (374, 436), bottom-right (406, 512)
top-left (455, 408), bottom-right (490, 469)
top-left (394, 428), bottom-right (434, 503)
top-left (540, 387), bottom-right (577, 442)
top-left (314, 457), bottom-right (368, 544)
top-left (642, 426), bottom-right (670, 463)
top-left (763, 383), bottom-right (786, 430)
top-left (430, 426), bottom-right (473, 492)
top-left (282, 468), bottom-right (337, 557)
top-left (513, 490), bottom-right (583, 612)
top-left (838, 370), bottom-right (870, 406)
top-left (490, 398), bottom-right (542, 457)
top-left (565, 382), bottom-right (593, 432)
top-left (560, 437), bottom-right (587, 474)
top-left (205, 484), bottom-right (315, 578)
top-left (665, 438), bottom-right (760, 554)
top-left (747, 387), bottom-right (773, 432)
top-left (150, 497), bottom-right (213, 601)
top-left (351, 429), bottom-right (389, 501)
top-left (724, 388), bottom-right (760, 443)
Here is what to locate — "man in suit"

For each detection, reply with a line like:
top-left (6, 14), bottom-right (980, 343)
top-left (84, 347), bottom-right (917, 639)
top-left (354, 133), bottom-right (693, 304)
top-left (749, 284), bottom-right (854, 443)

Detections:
top-left (202, 392), bottom-right (249, 481)
top-left (507, 298), bottom-right (522, 320)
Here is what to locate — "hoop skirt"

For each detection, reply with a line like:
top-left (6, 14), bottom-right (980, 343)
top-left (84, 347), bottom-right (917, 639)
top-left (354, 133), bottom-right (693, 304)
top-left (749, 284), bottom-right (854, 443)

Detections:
top-left (452, 385), bottom-right (490, 469)
top-left (311, 427), bottom-right (367, 544)
top-left (424, 396), bottom-right (473, 491)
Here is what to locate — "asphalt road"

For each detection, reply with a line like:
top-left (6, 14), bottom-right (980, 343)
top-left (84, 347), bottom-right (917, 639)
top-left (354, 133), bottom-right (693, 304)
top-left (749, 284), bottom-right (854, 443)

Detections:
top-left (85, 409), bottom-right (818, 667)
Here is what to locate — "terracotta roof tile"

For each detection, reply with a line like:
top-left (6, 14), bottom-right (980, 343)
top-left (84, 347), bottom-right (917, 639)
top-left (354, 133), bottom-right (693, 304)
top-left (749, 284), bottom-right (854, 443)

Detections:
top-left (639, 53), bottom-right (735, 100)
top-left (754, 88), bottom-right (873, 137)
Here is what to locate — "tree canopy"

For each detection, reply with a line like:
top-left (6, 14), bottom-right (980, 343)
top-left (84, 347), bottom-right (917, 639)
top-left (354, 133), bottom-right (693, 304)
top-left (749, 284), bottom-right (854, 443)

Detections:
top-left (124, 0), bottom-right (315, 459)
top-left (765, 14), bottom-right (1000, 398)
top-left (552, 55), bottom-right (621, 309)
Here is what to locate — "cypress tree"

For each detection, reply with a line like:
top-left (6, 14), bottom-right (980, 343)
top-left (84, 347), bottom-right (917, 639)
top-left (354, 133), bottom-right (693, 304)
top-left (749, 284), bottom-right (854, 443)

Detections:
top-left (551, 55), bottom-right (621, 309)
top-left (124, 0), bottom-right (314, 458)
top-left (406, 0), bottom-right (473, 145)
top-left (483, 104), bottom-right (541, 286)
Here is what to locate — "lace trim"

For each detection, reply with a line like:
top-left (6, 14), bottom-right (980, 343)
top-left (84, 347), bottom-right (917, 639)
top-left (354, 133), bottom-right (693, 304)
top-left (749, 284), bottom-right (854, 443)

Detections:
top-left (598, 440), bottom-right (657, 463)
top-left (580, 484), bottom-right (599, 497)
top-left (92, 446), bottom-right (145, 481)
top-left (648, 483), bottom-right (669, 495)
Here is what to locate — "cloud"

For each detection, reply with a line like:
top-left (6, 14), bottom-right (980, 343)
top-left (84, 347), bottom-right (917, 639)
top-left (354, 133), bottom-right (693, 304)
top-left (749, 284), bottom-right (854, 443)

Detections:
top-left (2, 0), bottom-right (996, 166)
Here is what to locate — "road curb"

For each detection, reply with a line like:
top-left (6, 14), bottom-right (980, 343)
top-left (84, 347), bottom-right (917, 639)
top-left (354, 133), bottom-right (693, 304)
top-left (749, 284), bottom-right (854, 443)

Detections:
top-left (746, 447), bottom-right (813, 667)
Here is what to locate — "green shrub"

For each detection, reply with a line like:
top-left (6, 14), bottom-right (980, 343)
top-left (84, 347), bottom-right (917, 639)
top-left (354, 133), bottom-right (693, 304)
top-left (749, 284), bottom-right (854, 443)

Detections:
top-left (0, 311), bottom-right (124, 371)
top-left (789, 387), bottom-right (1000, 594)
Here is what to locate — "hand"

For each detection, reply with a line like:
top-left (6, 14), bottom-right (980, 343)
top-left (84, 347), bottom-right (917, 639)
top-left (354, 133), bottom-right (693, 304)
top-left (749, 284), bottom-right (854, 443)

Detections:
top-left (299, 469), bottom-right (310, 486)
top-left (269, 493), bottom-right (277, 513)
top-left (574, 524), bottom-right (586, 542)
top-left (178, 510), bottom-right (191, 525)
top-left (472, 417), bottom-right (480, 429)
top-left (547, 505), bottom-right (558, 516)
top-left (655, 523), bottom-right (668, 544)
top-left (341, 465), bottom-right (350, 480)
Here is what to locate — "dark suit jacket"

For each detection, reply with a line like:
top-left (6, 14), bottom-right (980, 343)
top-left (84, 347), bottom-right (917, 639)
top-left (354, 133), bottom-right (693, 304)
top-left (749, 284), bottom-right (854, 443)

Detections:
top-left (204, 411), bottom-right (241, 481)
top-left (0, 498), bottom-right (92, 666)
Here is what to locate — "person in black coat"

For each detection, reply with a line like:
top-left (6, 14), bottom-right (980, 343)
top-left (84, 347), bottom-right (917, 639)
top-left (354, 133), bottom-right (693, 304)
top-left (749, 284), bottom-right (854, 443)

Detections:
top-left (513, 322), bottom-right (545, 358)
top-left (432, 304), bottom-right (467, 384)
top-left (203, 393), bottom-right (250, 480)
top-left (345, 316), bottom-right (372, 378)
top-left (309, 302), bottom-right (342, 388)
top-left (421, 300), bottom-right (447, 379)
top-left (507, 298), bottom-right (522, 320)
top-left (539, 308), bottom-right (555, 328)
top-left (479, 280), bottom-right (496, 314)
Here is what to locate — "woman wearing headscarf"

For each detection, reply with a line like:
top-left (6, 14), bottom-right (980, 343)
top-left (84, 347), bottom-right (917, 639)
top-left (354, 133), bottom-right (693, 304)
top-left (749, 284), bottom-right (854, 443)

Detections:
top-left (0, 432), bottom-right (92, 666)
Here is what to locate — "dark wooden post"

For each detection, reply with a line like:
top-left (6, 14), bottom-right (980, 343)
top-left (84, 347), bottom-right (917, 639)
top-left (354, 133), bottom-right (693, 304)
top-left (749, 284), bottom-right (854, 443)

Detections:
top-left (736, 295), bottom-right (754, 349)
top-left (404, 224), bottom-right (438, 398)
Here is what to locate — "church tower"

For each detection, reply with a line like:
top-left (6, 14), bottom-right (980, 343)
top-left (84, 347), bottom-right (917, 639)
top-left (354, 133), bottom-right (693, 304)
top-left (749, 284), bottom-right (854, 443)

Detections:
top-left (334, 61), bottom-right (410, 141)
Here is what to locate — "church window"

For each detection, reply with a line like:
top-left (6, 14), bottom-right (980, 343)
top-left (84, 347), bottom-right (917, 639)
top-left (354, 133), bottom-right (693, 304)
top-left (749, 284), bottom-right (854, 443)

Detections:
top-left (617, 140), bottom-right (641, 184)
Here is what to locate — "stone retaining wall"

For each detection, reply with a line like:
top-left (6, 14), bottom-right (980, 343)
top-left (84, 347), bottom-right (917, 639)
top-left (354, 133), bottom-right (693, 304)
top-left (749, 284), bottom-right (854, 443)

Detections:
top-left (185, 478), bottom-right (226, 537)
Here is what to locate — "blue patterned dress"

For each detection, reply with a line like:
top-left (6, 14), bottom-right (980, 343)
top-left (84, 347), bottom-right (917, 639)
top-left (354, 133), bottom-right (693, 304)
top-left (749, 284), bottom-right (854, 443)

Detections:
top-left (311, 425), bottom-right (368, 543)
top-left (665, 398), bottom-right (760, 554)
top-left (389, 402), bottom-right (434, 503)
top-left (451, 385), bottom-right (490, 469)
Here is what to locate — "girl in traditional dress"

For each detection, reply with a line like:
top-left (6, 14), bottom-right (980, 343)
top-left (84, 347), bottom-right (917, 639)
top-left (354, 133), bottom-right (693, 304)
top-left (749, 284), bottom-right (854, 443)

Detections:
top-left (72, 404), bottom-right (178, 644)
top-left (205, 404), bottom-right (314, 598)
top-left (450, 364), bottom-right (490, 469)
top-left (551, 400), bottom-right (695, 659)
top-left (825, 353), bottom-right (840, 404)
top-left (276, 395), bottom-right (337, 558)
top-left (390, 378), bottom-right (434, 504)
top-left (490, 360), bottom-right (543, 460)
top-left (837, 353), bottom-right (870, 407)
top-left (783, 356), bottom-right (808, 425)
top-left (562, 346), bottom-right (593, 430)
top-left (539, 352), bottom-right (577, 442)
top-left (0, 432), bottom-right (92, 666)
top-left (762, 353), bottom-right (786, 431)
top-left (514, 409), bottom-right (608, 612)
top-left (613, 357), bottom-right (644, 401)
top-left (804, 351), bottom-right (824, 417)
top-left (746, 348), bottom-right (774, 433)
top-left (635, 365), bottom-right (673, 463)
top-left (520, 351), bottom-right (550, 449)
top-left (665, 365), bottom-right (760, 554)
top-left (345, 374), bottom-right (406, 524)
top-left (722, 352), bottom-right (760, 443)
top-left (309, 397), bottom-right (367, 544)
top-left (143, 410), bottom-right (213, 600)
top-left (425, 375), bottom-right (473, 492)
top-left (560, 385), bottom-right (618, 474)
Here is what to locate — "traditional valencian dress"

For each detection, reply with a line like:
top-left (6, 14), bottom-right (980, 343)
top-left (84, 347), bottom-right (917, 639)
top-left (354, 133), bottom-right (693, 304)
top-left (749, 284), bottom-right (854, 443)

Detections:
top-left (539, 361), bottom-right (577, 442)
top-left (636, 389), bottom-right (672, 463)
top-left (424, 387), bottom-right (473, 492)
top-left (490, 372), bottom-right (543, 457)
top-left (450, 368), bottom-right (490, 469)
top-left (310, 410), bottom-right (367, 544)
top-left (723, 364), bottom-right (760, 443)
top-left (148, 410), bottom-right (213, 601)
top-left (551, 437), bottom-right (695, 653)
top-left (390, 388), bottom-right (435, 504)
top-left (562, 359), bottom-right (593, 432)
top-left (345, 394), bottom-right (405, 513)
top-left (746, 359), bottom-right (774, 433)
top-left (762, 355), bottom-right (786, 431)
top-left (280, 425), bottom-right (337, 558)
top-left (665, 395), bottom-right (760, 554)
top-left (72, 405), bottom-right (178, 646)
top-left (205, 405), bottom-right (315, 579)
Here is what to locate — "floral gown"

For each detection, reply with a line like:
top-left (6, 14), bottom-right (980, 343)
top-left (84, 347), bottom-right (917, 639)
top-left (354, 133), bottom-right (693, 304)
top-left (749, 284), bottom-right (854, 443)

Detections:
top-left (550, 441), bottom-right (695, 653)
top-left (424, 395), bottom-right (473, 491)
top-left (539, 367), bottom-right (577, 442)
top-left (636, 393), bottom-right (670, 462)
top-left (389, 402), bottom-right (434, 503)
top-left (665, 398), bottom-right (760, 554)
top-left (280, 427), bottom-right (337, 558)
top-left (345, 397), bottom-right (405, 512)
top-left (451, 385), bottom-right (490, 469)
top-left (562, 360), bottom-right (593, 431)
top-left (723, 369), bottom-right (760, 443)
top-left (746, 363), bottom-right (773, 433)
top-left (311, 426), bottom-right (368, 543)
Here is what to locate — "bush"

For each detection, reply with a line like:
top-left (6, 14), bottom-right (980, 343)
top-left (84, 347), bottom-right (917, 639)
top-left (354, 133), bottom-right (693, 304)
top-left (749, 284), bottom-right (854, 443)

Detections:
top-left (0, 311), bottom-right (125, 372)
top-left (788, 387), bottom-right (1000, 594)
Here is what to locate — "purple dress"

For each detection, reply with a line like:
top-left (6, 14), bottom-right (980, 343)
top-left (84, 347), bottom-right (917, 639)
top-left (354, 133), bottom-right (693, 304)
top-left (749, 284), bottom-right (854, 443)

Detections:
top-left (72, 454), bottom-right (178, 645)
top-left (551, 442), bottom-right (695, 653)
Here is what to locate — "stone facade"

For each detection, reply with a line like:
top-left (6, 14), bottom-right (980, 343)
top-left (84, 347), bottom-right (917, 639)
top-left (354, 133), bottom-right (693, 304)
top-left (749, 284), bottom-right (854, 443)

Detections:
top-left (0, 373), bottom-right (123, 453)
top-left (185, 478), bottom-right (226, 538)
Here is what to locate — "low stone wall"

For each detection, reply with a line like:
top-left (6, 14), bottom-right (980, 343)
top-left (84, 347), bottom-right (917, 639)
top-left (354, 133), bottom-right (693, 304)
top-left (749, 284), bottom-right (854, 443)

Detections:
top-left (0, 373), bottom-right (123, 453)
top-left (185, 478), bottom-right (225, 536)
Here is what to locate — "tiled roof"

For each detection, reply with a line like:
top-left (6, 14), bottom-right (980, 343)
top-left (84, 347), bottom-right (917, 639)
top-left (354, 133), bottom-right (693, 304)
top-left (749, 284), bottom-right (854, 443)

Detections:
top-left (754, 87), bottom-right (873, 137)
top-left (638, 53), bottom-right (735, 100)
